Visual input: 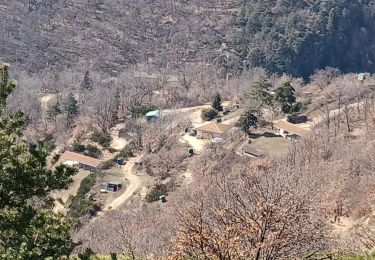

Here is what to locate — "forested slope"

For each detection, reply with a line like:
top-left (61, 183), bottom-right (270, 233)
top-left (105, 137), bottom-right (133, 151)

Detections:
top-left (1, 0), bottom-right (375, 77)
top-left (232, 0), bottom-right (375, 77)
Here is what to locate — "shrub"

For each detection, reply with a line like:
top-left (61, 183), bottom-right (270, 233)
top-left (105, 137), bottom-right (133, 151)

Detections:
top-left (68, 174), bottom-right (100, 218)
top-left (201, 108), bottom-right (218, 121)
top-left (290, 102), bottom-right (302, 113)
top-left (72, 141), bottom-right (85, 153)
top-left (43, 139), bottom-right (56, 152)
top-left (51, 153), bottom-right (61, 165)
top-left (135, 105), bottom-right (155, 116)
top-left (101, 160), bottom-right (116, 170)
top-left (84, 144), bottom-right (102, 158)
top-left (287, 113), bottom-right (308, 124)
top-left (146, 184), bottom-right (169, 203)
top-left (91, 130), bottom-right (111, 147)
top-left (118, 147), bottom-right (134, 159)
top-left (105, 147), bottom-right (117, 153)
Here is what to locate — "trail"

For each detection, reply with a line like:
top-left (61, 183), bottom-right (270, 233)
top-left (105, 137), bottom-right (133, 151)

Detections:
top-left (102, 154), bottom-right (145, 211)
top-left (108, 123), bottom-right (127, 151)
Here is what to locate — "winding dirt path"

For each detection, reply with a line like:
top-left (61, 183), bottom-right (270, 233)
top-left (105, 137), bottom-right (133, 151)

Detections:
top-left (102, 154), bottom-right (145, 211)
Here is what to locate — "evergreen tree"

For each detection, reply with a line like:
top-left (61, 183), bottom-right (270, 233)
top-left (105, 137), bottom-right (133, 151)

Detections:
top-left (63, 93), bottom-right (79, 126)
top-left (47, 101), bottom-right (62, 125)
top-left (0, 64), bottom-right (76, 258)
top-left (235, 110), bottom-right (258, 137)
top-left (212, 93), bottom-right (223, 111)
top-left (247, 77), bottom-right (273, 114)
top-left (82, 70), bottom-right (93, 90)
top-left (274, 82), bottom-right (299, 114)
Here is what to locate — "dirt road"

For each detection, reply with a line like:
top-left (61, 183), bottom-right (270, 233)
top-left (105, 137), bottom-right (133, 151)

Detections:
top-left (102, 154), bottom-right (145, 211)
top-left (109, 123), bottom-right (127, 151)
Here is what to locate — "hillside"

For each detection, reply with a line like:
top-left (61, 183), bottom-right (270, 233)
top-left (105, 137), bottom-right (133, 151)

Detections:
top-left (2, 1), bottom-right (375, 77)
top-left (0, 0), bottom-right (239, 75)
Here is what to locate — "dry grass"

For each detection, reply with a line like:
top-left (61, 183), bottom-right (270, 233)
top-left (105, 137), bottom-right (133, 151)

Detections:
top-left (250, 136), bottom-right (294, 158)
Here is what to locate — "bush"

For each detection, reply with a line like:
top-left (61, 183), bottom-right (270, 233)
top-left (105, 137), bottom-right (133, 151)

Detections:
top-left (290, 102), bottom-right (302, 113)
top-left (43, 139), bottom-right (56, 152)
top-left (51, 153), bottom-right (61, 165)
top-left (101, 160), bottom-right (116, 170)
top-left (105, 147), bottom-right (118, 153)
top-left (68, 174), bottom-right (100, 218)
top-left (72, 141), bottom-right (85, 153)
top-left (135, 105), bottom-right (155, 116)
top-left (118, 147), bottom-right (134, 159)
top-left (145, 184), bottom-right (169, 203)
top-left (84, 144), bottom-right (102, 158)
top-left (91, 131), bottom-right (111, 147)
top-left (201, 108), bottom-right (218, 121)
top-left (287, 113), bottom-right (308, 124)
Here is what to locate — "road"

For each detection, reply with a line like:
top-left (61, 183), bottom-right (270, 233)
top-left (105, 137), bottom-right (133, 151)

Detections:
top-left (102, 154), bottom-right (145, 211)
top-left (108, 122), bottom-right (127, 151)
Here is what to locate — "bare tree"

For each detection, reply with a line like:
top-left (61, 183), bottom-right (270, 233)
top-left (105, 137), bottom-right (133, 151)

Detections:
top-left (85, 80), bottom-right (119, 133)
top-left (310, 67), bottom-right (341, 91)
top-left (118, 72), bottom-right (154, 118)
top-left (171, 161), bottom-right (324, 259)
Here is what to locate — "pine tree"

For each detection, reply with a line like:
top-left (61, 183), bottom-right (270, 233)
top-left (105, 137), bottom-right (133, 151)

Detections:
top-left (0, 64), bottom-right (76, 259)
top-left (274, 81), bottom-right (298, 113)
top-left (63, 93), bottom-right (79, 126)
top-left (247, 76), bottom-right (273, 114)
top-left (235, 110), bottom-right (258, 137)
top-left (82, 70), bottom-right (93, 90)
top-left (47, 100), bottom-right (62, 125)
top-left (212, 93), bottom-right (223, 111)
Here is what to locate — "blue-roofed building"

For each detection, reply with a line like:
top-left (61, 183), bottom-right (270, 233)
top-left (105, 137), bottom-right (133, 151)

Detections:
top-left (145, 110), bottom-right (162, 123)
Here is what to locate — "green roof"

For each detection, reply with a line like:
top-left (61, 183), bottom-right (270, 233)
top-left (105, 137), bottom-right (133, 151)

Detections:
top-left (145, 110), bottom-right (161, 117)
top-left (358, 73), bottom-right (367, 81)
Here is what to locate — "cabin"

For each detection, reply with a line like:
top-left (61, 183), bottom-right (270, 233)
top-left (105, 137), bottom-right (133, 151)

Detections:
top-left (195, 122), bottom-right (231, 139)
top-left (274, 121), bottom-right (310, 141)
top-left (145, 110), bottom-right (162, 123)
top-left (61, 151), bottom-right (102, 172)
top-left (242, 145), bottom-right (264, 158)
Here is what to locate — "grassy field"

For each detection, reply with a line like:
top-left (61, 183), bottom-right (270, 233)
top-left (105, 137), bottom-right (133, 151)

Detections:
top-left (250, 136), bottom-right (294, 158)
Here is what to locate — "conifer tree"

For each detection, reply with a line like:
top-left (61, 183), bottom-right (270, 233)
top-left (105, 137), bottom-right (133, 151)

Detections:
top-left (212, 93), bottom-right (223, 112)
top-left (0, 64), bottom-right (76, 259)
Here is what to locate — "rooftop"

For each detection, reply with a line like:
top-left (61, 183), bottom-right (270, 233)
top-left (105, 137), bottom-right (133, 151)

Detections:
top-left (196, 122), bottom-right (231, 134)
top-left (145, 110), bottom-right (162, 117)
top-left (61, 151), bottom-right (103, 168)
top-left (274, 121), bottom-right (310, 137)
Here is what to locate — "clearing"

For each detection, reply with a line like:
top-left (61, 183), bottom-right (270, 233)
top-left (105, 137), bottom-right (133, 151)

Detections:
top-left (249, 136), bottom-right (294, 158)
top-left (52, 169), bottom-right (91, 213)
top-left (101, 154), bottom-right (149, 212)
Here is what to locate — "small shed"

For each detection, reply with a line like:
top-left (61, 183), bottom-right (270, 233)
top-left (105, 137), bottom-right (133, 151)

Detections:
top-left (145, 110), bottom-right (162, 123)
top-left (358, 73), bottom-right (367, 82)
top-left (242, 145), bottom-right (264, 158)
top-left (159, 195), bottom-right (167, 203)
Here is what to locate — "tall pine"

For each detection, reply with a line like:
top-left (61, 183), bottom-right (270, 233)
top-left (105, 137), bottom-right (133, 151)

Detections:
top-left (0, 64), bottom-right (76, 259)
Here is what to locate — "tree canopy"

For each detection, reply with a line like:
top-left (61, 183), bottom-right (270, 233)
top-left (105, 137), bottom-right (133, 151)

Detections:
top-left (232, 0), bottom-right (375, 77)
top-left (0, 64), bottom-right (76, 259)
